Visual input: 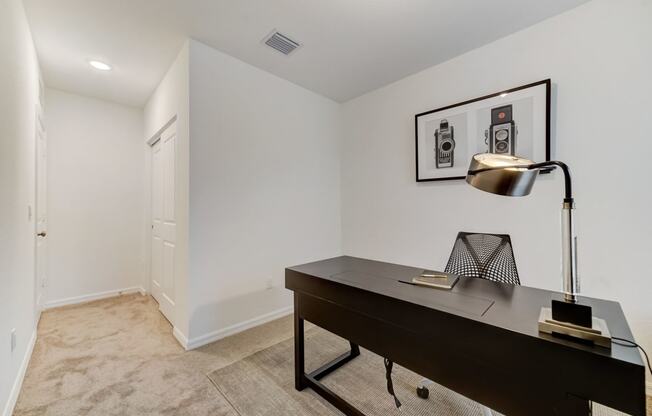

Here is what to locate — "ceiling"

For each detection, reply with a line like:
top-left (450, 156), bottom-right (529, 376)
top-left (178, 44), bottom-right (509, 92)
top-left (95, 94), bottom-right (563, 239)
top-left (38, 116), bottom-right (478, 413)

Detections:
top-left (23, 0), bottom-right (589, 107)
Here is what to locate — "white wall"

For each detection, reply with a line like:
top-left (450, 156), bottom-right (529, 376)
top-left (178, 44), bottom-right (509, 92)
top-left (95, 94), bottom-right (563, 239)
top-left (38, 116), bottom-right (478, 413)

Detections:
top-left (144, 42), bottom-right (190, 338)
top-left (341, 0), bottom-right (652, 360)
top-left (44, 89), bottom-right (145, 306)
top-left (0, 0), bottom-right (40, 414)
top-left (187, 40), bottom-right (342, 342)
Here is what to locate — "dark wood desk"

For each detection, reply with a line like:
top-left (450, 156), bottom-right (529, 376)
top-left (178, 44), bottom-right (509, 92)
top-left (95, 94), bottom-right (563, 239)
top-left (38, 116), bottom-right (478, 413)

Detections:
top-left (285, 256), bottom-right (646, 416)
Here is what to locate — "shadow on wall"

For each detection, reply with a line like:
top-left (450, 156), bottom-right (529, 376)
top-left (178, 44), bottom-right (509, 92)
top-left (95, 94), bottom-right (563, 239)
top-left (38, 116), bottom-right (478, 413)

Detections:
top-left (189, 286), bottom-right (292, 344)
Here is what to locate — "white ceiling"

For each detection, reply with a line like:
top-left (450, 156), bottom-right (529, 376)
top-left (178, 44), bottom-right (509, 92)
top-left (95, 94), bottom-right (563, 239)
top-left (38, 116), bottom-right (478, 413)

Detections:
top-left (23, 0), bottom-right (589, 107)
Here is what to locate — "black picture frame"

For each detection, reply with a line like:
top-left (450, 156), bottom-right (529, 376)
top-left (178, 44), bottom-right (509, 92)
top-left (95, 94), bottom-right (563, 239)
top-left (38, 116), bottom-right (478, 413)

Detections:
top-left (415, 79), bottom-right (551, 182)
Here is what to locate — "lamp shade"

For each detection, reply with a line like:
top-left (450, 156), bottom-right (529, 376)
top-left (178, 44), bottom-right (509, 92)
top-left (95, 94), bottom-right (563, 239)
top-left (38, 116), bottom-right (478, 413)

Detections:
top-left (466, 153), bottom-right (539, 197)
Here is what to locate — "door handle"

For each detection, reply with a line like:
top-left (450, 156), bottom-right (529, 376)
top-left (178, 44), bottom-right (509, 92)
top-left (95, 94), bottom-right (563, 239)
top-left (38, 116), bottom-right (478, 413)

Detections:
top-left (37, 231), bottom-right (47, 237)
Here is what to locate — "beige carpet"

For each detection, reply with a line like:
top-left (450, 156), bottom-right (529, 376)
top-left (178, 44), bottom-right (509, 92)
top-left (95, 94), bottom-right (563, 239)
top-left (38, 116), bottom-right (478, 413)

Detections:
top-left (14, 294), bottom-right (294, 416)
top-left (13, 294), bottom-right (651, 415)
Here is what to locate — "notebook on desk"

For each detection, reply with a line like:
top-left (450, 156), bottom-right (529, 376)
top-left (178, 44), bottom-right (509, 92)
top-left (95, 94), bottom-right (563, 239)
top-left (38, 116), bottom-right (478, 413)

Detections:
top-left (411, 270), bottom-right (459, 290)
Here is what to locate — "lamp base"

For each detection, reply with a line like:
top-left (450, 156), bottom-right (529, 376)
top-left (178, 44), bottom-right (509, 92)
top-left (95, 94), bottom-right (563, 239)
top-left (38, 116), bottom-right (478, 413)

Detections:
top-left (551, 299), bottom-right (592, 327)
top-left (538, 307), bottom-right (611, 349)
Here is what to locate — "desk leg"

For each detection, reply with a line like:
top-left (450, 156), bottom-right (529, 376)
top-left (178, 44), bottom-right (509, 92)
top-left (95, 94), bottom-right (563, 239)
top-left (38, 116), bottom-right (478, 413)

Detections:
top-left (350, 342), bottom-right (360, 357)
top-left (293, 294), bottom-right (365, 416)
top-left (294, 295), bottom-right (307, 391)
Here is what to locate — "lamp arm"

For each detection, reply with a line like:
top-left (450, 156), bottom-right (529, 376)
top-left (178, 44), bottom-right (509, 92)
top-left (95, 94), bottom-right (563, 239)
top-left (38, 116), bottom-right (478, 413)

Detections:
top-left (527, 161), bottom-right (573, 201)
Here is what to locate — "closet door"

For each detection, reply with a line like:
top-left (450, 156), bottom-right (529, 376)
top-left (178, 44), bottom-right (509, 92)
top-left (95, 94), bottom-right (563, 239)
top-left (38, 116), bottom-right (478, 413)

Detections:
top-left (151, 123), bottom-right (176, 322)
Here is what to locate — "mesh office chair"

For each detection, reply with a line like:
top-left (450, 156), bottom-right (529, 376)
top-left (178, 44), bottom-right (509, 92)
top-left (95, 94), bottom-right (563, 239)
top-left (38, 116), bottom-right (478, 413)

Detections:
top-left (444, 232), bottom-right (520, 285)
top-left (416, 232), bottom-right (520, 415)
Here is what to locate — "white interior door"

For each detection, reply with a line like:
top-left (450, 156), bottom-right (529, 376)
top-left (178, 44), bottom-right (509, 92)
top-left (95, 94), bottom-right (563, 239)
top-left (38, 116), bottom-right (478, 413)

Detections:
top-left (35, 102), bottom-right (47, 312)
top-left (150, 123), bottom-right (176, 323)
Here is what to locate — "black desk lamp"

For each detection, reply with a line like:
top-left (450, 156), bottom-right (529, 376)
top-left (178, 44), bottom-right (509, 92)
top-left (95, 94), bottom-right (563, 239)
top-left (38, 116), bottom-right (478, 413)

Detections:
top-left (466, 153), bottom-right (611, 348)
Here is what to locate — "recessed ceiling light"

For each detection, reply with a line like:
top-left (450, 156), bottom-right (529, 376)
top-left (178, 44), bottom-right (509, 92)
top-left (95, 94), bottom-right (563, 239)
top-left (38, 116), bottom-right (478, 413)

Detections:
top-left (89, 60), bottom-right (112, 71)
top-left (500, 93), bottom-right (508, 98)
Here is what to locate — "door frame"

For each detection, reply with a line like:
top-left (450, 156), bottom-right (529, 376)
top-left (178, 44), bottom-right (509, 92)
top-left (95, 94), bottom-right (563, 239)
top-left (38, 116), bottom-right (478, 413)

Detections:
top-left (34, 77), bottom-right (47, 320)
top-left (146, 116), bottom-right (177, 147)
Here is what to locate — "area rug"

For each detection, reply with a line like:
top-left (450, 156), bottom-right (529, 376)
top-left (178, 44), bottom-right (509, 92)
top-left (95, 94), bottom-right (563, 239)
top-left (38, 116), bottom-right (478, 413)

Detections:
top-left (208, 326), bottom-right (501, 416)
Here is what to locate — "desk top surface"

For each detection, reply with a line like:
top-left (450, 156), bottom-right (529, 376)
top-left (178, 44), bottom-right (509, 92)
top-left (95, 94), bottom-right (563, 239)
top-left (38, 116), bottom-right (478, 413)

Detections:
top-left (286, 255), bottom-right (644, 367)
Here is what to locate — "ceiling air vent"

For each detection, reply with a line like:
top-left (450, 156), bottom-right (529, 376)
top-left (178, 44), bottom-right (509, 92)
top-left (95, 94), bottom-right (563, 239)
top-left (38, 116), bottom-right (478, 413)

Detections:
top-left (263, 30), bottom-right (301, 55)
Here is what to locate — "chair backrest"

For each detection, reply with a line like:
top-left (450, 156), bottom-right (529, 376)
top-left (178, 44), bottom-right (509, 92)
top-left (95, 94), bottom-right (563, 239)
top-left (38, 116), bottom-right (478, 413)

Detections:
top-left (444, 232), bottom-right (520, 285)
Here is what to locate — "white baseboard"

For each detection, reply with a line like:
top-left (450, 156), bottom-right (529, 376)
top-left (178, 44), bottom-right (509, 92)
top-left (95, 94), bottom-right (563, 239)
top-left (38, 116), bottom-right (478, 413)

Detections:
top-left (35, 307), bottom-right (42, 330)
top-left (172, 326), bottom-right (189, 349)
top-left (43, 286), bottom-right (146, 310)
top-left (2, 328), bottom-right (37, 416)
top-left (184, 305), bottom-right (293, 350)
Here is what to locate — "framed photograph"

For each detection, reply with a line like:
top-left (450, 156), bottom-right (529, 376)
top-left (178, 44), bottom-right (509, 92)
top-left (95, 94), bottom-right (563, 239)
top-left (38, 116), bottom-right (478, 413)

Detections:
top-left (415, 79), bottom-right (550, 182)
